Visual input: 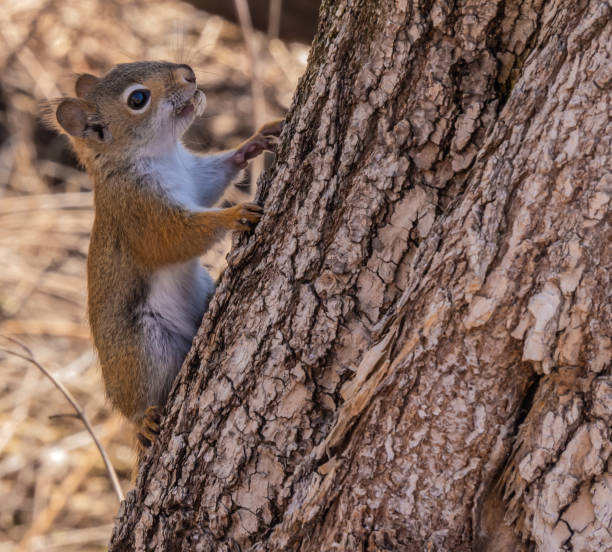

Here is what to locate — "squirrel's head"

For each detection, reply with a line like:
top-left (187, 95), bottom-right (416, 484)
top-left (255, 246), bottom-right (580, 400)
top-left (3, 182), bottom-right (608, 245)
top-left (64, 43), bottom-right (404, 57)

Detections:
top-left (48, 61), bottom-right (206, 162)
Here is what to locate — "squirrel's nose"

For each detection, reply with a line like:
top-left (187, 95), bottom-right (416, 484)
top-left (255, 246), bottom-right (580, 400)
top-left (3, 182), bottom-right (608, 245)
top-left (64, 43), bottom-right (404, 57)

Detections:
top-left (176, 65), bottom-right (196, 85)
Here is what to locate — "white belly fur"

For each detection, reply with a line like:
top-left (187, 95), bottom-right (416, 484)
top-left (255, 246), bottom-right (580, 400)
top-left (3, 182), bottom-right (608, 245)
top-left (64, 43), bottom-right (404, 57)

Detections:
top-left (146, 259), bottom-right (214, 343)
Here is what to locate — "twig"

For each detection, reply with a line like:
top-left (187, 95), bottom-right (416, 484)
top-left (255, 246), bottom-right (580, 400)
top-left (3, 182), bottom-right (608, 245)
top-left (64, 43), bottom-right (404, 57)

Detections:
top-left (48, 413), bottom-right (80, 421)
top-left (268, 0), bottom-right (282, 39)
top-left (19, 417), bottom-right (122, 550)
top-left (1, 335), bottom-right (33, 357)
top-left (0, 191), bottom-right (92, 216)
top-left (0, 359), bottom-right (36, 457)
top-left (27, 523), bottom-right (115, 550)
top-left (234, 0), bottom-right (267, 189)
top-left (0, 320), bottom-right (91, 339)
top-left (233, 0), bottom-right (266, 127)
top-left (0, 243), bottom-right (59, 318)
top-left (0, 336), bottom-right (124, 503)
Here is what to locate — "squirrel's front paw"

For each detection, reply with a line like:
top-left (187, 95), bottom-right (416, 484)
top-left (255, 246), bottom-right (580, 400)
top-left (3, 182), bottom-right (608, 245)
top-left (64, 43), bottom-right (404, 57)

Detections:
top-left (257, 119), bottom-right (283, 140)
top-left (231, 119), bottom-right (284, 168)
top-left (255, 119), bottom-right (283, 152)
top-left (232, 202), bottom-right (263, 231)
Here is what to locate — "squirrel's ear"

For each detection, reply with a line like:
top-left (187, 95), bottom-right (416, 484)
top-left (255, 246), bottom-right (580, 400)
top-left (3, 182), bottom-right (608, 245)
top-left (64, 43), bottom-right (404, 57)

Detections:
top-left (75, 73), bottom-right (100, 98)
top-left (55, 98), bottom-right (111, 143)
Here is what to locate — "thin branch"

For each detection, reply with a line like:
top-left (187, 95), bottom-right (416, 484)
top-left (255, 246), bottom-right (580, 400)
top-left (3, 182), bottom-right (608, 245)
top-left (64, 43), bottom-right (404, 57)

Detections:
top-left (233, 0), bottom-right (266, 126)
top-left (234, 0), bottom-right (267, 189)
top-left (1, 334), bottom-right (34, 357)
top-left (48, 413), bottom-right (80, 421)
top-left (19, 417), bottom-right (122, 548)
top-left (268, 0), bottom-right (282, 39)
top-left (0, 336), bottom-right (124, 503)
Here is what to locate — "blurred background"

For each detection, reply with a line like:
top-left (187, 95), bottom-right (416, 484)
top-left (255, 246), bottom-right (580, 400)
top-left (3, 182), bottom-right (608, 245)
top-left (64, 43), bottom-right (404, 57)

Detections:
top-left (0, 0), bottom-right (317, 549)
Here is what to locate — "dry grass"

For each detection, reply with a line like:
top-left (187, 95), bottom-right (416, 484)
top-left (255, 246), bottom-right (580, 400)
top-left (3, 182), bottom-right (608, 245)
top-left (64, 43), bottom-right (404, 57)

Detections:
top-left (0, 0), bottom-right (307, 549)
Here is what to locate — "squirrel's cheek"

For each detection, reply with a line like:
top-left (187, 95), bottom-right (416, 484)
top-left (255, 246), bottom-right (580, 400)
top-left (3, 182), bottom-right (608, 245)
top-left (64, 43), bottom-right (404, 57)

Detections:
top-left (158, 99), bottom-right (174, 118)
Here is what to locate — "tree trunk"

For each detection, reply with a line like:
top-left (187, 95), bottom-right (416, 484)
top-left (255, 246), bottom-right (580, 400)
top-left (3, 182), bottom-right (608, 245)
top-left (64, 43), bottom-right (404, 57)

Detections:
top-left (110, 0), bottom-right (611, 550)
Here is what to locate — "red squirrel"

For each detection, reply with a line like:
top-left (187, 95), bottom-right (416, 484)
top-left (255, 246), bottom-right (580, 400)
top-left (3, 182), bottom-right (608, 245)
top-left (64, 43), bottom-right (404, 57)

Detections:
top-left (49, 61), bottom-right (282, 456)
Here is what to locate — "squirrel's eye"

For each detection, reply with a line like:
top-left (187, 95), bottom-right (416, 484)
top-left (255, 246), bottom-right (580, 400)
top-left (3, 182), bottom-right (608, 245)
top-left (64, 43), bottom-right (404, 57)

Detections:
top-left (127, 89), bottom-right (150, 110)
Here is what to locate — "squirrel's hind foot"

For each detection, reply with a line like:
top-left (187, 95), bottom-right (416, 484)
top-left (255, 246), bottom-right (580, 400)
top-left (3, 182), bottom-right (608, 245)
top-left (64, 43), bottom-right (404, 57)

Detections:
top-left (136, 405), bottom-right (162, 449)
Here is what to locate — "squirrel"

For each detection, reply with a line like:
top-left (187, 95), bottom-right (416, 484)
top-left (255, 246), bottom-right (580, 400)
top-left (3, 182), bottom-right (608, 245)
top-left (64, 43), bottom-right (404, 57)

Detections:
top-left (47, 61), bottom-right (282, 456)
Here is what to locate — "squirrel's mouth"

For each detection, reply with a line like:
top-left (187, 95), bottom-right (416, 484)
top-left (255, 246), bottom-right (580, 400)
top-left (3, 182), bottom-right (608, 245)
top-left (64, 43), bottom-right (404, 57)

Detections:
top-left (176, 101), bottom-right (194, 118)
top-left (174, 90), bottom-right (206, 118)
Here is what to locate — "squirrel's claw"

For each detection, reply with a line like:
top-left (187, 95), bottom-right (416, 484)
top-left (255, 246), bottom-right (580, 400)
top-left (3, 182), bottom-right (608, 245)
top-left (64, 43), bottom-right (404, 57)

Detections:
top-left (136, 431), bottom-right (152, 448)
top-left (258, 119), bottom-right (284, 137)
top-left (144, 405), bottom-right (162, 426)
top-left (231, 119), bottom-right (284, 168)
top-left (233, 202), bottom-right (263, 231)
top-left (137, 406), bottom-right (163, 449)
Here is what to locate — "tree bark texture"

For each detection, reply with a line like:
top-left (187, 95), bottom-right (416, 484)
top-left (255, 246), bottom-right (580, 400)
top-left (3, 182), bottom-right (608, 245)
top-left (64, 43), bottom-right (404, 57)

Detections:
top-left (111, 0), bottom-right (611, 550)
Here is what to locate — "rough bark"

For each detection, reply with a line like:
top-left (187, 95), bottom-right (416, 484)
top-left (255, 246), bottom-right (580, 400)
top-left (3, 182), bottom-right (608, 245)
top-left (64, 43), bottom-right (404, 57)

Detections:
top-left (111, 0), bottom-right (611, 550)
